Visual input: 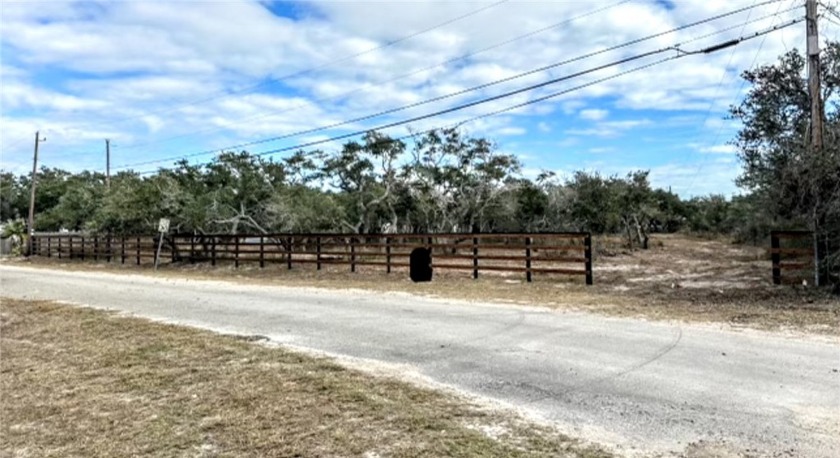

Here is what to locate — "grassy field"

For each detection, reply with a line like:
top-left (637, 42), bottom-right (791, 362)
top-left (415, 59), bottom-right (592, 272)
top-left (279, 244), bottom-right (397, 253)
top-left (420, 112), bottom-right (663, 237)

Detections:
top-left (13, 234), bottom-right (840, 335)
top-left (0, 298), bottom-right (610, 458)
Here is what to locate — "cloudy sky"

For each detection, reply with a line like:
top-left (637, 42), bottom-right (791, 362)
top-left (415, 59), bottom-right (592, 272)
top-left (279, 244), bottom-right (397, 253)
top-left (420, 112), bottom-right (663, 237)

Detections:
top-left (2, 0), bottom-right (838, 196)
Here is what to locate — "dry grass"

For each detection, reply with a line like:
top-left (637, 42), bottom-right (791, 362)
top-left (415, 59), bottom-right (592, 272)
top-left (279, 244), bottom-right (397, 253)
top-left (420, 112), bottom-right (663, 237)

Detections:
top-left (9, 233), bottom-right (840, 335)
top-left (0, 298), bottom-right (610, 458)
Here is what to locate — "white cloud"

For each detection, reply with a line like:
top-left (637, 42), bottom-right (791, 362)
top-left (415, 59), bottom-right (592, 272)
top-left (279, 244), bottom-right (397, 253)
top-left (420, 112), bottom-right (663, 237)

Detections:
top-left (579, 108), bottom-right (608, 121)
top-left (497, 127), bottom-right (527, 136)
top-left (698, 144), bottom-right (737, 154)
top-left (565, 119), bottom-right (652, 137)
top-left (0, 0), bottom-right (810, 196)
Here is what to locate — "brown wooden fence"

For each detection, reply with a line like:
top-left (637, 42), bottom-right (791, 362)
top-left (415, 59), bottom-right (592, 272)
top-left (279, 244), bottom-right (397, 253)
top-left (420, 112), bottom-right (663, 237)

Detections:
top-left (31, 232), bottom-right (593, 284)
top-left (770, 230), bottom-right (814, 285)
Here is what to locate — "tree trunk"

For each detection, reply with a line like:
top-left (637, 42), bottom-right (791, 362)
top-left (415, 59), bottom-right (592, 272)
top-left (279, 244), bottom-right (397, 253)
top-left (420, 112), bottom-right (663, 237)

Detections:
top-left (633, 214), bottom-right (649, 250)
top-left (623, 217), bottom-right (634, 251)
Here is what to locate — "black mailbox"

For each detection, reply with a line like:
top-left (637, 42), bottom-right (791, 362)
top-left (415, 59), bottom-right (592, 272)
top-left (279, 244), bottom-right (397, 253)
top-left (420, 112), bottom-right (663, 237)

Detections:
top-left (409, 247), bottom-right (433, 282)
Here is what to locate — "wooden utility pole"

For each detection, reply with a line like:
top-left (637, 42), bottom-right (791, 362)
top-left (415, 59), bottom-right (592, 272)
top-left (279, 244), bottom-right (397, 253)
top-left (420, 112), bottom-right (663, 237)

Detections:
top-left (806, 0), bottom-right (824, 151)
top-left (806, 0), bottom-right (826, 286)
top-left (105, 139), bottom-right (111, 189)
top-left (27, 131), bottom-right (45, 256)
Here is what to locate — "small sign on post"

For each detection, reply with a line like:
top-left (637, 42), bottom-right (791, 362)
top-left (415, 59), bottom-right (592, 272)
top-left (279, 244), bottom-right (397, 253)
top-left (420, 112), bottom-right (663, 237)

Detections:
top-left (154, 218), bottom-right (170, 270)
top-left (157, 218), bottom-right (171, 234)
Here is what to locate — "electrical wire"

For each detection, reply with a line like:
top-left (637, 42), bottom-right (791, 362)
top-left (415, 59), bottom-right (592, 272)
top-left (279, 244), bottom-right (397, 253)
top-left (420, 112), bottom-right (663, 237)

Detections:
top-left (87, 0), bottom-right (511, 130)
top-left (118, 3), bottom-right (797, 169)
top-left (683, 0), bottom-right (792, 196)
top-left (117, 0), bottom-right (634, 152)
top-left (119, 1), bottom-right (792, 156)
top-left (133, 60), bottom-right (675, 177)
top-left (126, 19), bottom-right (804, 175)
top-left (819, 1), bottom-right (840, 21)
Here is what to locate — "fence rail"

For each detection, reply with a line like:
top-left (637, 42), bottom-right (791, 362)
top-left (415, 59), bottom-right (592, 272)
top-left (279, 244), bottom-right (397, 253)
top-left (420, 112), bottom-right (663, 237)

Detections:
top-left (770, 230), bottom-right (814, 285)
top-left (31, 232), bottom-right (594, 284)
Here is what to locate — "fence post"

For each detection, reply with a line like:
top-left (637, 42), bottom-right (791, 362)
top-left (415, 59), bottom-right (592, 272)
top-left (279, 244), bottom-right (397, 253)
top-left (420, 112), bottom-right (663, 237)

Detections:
top-left (473, 236), bottom-right (479, 279)
top-left (190, 236), bottom-right (196, 264)
top-left (106, 235), bottom-right (112, 263)
top-left (771, 232), bottom-right (781, 285)
top-left (57, 237), bottom-right (62, 259)
top-left (94, 236), bottom-right (99, 261)
top-left (316, 236), bottom-right (322, 271)
top-left (386, 237), bottom-right (392, 274)
top-left (813, 231), bottom-right (823, 287)
top-left (81, 237), bottom-right (86, 261)
top-left (525, 237), bottom-right (532, 283)
top-left (136, 236), bottom-right (141, 265)
top-left (260, 235), bottom-right (265, 269)
top-left (233, 236), bottom-right (239, 268)
top-left (287, 236), bottom-right (293, 269)
top-left (584, 233), bottom-right (593, 285)
top-left (120, 237), bottom-right (125, 264)
top-left (350, 237), bottom-right (356, 273)
top-left (69, 237), bottom-right (74, 259)
top-left (211, 236), bottom-right (217, 266)
top-left (46, 236), bottom-right (51, 258)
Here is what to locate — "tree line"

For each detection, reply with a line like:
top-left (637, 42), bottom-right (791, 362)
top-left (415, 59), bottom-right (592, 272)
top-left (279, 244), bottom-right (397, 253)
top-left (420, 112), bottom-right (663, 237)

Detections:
top-left (1, 44), bottom-right (838, 280)
top-left (0, 129), bottom-right (808, 249)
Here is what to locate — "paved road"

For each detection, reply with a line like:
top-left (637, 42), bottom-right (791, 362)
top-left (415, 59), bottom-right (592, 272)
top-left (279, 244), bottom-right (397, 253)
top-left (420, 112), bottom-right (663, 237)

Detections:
top-left (2, 265), bottom-right (838, 456)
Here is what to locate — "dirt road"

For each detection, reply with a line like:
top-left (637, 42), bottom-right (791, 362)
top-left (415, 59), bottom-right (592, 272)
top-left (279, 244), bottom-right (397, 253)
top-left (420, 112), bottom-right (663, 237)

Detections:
top-left (2, 265), bottom-right (838, 456)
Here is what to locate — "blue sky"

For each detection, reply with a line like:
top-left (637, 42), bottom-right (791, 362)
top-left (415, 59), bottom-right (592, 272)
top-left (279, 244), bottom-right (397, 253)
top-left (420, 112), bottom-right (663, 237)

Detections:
top-left (2, 0), bottom-right (838, 197)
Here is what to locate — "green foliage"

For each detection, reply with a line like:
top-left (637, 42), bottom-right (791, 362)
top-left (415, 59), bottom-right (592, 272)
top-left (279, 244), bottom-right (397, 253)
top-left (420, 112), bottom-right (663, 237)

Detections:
top-left (0, 172), bottom-right (27, 222)
top-left (2, 93), bottom-right (833, 276)
top-left (0, 130), bottom-right (699, 246)
top-left (731, 41), bottom-right (840, 283)
top-left (0, 219), bottom-right (27, 256)
top-left (37, 171), bottom-right (105, 231)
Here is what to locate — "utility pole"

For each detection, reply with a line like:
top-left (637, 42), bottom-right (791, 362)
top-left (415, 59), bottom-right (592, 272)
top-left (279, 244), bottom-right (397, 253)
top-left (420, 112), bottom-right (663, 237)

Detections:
top-left (806, 0), bottom-right (824, 151)
top-left (27, 131), bottom-right (46, 256)
top-left (105, 138), bottom-right (111, 189)
top-left (806, 0), bottom-right (825, 286)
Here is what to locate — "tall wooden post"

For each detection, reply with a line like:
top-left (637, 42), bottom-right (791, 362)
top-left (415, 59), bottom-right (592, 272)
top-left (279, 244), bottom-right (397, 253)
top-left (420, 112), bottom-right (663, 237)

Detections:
top-left (525, 237), bottom-right (532, 283)
top-left (806, 0), bottom-right (826, 286)
top-left (584, 234), bottom-right (593, 286)
top-left (472, 236), bottom-right (479, 279)
top-left (27, 131), bottom-right (45, 256)
top-left (771, 232), bottom-right (782, 285)
top-left (386, 237), bottom-right (392, 274)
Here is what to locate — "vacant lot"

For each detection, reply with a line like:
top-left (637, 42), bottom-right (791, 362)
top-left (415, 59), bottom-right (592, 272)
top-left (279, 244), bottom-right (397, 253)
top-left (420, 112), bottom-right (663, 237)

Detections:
top-left (0, 298), bottom-right (609, 458)
top-left (15, 234), bottom-right (839, 334)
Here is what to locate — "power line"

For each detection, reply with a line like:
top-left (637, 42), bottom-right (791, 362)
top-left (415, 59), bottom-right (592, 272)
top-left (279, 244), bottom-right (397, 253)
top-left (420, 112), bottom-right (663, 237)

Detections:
top-left (88, 0), bottom-right (511, 130)
top-left (127, 19), bottom-right (804, 175)
top-left (1, 136), bottom-right (32, 153)
top-left (114, 49), bottom-right (692, 170)
top-left (823, 13), bottom-right (840, 26)
top-left (117, 0), bottom-right (634, 153)
top-left (118, 2), bottom-right (794, 169)
top-left (119, 0), bottom-right (790, 156)
top-left (135, 59), bottom-right (675, 177)
top-left (682, 0), bottom-right (762, 168)
top-left (683, 0), bottom-right (792, 196)
top-left (819, 1), bottom-right (840, 21)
